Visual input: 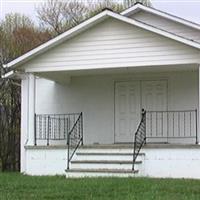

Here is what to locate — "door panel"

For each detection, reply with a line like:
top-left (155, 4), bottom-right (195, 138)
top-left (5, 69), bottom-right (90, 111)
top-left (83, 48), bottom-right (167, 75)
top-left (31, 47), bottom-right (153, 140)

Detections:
top-left (141, 81), bottom-right (167, 111)
top-left (115, 81), bottom-right (141, 143)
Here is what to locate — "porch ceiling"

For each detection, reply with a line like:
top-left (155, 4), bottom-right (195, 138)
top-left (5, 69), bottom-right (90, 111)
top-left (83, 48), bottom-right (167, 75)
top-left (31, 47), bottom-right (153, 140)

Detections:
top-left (35, 64), bottom-right (198, 84)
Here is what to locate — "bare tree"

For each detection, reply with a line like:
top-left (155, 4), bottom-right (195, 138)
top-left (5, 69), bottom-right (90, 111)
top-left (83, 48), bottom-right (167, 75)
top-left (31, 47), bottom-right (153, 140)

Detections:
top-left (123, 0), bottom-right (152, 8)
top-left (37, 0), bottom-right (89, 35)
top-left (87, 0), bottom-right (124, 17)
top-left (37, 0), bottom-right (151, 36)
top-left (61, 0), bottom-right (89, 27)
top-left (0, 78), bottom-right (20, 171)
top-left (37, 0), bottom-right (65, 35)
top-left (0, 13), bottom-right (51, 63)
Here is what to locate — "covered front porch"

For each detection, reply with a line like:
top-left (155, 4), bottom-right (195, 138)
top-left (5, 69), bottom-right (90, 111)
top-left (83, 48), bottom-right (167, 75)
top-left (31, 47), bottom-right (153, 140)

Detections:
top-left (22, 63), bottom-right (200, 177)
top-left (23, 63), bottom-right (200, 147)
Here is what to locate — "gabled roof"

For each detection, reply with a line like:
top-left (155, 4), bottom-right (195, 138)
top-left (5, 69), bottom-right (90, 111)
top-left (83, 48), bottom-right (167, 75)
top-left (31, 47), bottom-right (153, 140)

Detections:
top-left (121, 3), bottom-right (200, 31)
top-left (4, 9), bottom-right (200, 69)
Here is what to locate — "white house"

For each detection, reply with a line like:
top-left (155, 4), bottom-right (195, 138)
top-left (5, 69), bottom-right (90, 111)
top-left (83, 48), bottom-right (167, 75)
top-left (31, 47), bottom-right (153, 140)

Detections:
top-left (3, 3), bottom-right (200, 178)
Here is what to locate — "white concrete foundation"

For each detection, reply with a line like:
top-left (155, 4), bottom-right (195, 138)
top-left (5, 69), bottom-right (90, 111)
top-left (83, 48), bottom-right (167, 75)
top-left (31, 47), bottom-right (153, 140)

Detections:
top-left (24, 146), bottom-right (200, 179)
top-left (143, 147), bottom-right (200, 179)
top-left (25, 148), bottom-right (67, 175)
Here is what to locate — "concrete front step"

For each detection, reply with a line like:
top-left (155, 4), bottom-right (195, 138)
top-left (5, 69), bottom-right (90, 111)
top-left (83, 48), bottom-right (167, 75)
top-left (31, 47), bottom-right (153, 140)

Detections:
top-left (70, 164), bottom-right (140, 170)
top-left (75, 151), bottom-right (145, 161)
top-left (71, 160), bottom-right (142, 164)
top-left (79, 144), bottom-right (134, 149)
top-left (76, 152), bottom-right (145, 156)
top-left (66, 147), bottom-right (145, 177)
top-left (65, 168), bottom-right (139, 178)
top-left (70, 159), bottom-right (142, 170)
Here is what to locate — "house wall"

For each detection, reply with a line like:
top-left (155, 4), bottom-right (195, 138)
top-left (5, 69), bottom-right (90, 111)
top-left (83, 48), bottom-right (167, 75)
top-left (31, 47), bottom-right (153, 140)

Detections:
top-left (22, 18), bottom-right (200, 72)
top-left (131, 11), bottom-right (200, 43)
top-left (34, 70), bottom-right (198, 145)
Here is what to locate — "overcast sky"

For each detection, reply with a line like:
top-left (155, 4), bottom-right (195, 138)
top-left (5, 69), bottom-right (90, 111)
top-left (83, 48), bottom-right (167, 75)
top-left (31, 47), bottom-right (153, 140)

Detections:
top-left (0, 0), bottom-right (200, 24)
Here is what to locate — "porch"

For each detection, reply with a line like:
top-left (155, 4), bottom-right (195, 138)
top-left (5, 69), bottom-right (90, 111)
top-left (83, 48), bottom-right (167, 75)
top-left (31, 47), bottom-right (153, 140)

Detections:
top-left (33, 108), bottom-right (198, 174)
top-left (22, 64), bottom-right (200, 177)
top-left (29, 64), bottom-right (199, 147)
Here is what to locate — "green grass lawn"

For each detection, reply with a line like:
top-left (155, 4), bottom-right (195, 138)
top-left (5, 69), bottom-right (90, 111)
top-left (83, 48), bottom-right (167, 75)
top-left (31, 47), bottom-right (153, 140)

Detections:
top-left (0, 173), bottom-right (200, 200)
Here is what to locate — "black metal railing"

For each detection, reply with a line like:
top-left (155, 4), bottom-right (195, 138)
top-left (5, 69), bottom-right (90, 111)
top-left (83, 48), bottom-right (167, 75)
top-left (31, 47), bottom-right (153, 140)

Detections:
top-left (67, 112), bottom-right (83, 170)
top-left (132, 109), bottom-right (146, 171)
top-left (34, 113), bottom-right (81, 146)
top-left (145, 110), bottom-right (198, 144)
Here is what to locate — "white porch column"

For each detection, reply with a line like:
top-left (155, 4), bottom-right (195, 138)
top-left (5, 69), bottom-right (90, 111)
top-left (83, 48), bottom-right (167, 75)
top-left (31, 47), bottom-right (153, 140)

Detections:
top-left (20, 76), bottom-right (28, 172)
top-left (198, 65), bottom-right (200, 144)
top-left (27, 73), bottom-right (36, 146)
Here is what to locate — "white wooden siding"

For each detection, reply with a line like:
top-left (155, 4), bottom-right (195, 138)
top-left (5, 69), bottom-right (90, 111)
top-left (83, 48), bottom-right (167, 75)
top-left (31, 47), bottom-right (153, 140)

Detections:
top-left (131, 11), bottom-right (200, 43)
top-left (24, 18), bottom-right (200, 72)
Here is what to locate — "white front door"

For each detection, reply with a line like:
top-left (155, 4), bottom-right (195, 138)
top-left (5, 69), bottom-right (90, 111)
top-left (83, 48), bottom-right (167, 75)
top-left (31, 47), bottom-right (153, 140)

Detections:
top-left (115, 81), bottom-right (141, 143)
top-left (115, 80), bottom-right (167, 143)
top-left (141, 80), bottom-right (168, 143)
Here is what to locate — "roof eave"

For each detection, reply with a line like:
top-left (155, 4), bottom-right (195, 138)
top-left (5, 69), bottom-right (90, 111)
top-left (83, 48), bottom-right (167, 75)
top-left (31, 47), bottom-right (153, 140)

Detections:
top-left (121, 4), bottom-right (200, 31)
top-left (120, 3), bottom-right (141, 16)
top-left (1, 70), bottom-right (15, 78)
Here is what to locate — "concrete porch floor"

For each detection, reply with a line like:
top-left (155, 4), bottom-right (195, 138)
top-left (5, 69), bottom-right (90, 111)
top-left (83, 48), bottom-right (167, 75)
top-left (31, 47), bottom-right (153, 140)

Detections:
top-left (25, 143), bottom-right (200, 149)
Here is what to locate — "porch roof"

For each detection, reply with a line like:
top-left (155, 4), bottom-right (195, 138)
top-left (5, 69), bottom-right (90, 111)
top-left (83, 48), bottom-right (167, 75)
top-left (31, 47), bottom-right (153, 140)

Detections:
top-left (33, 64), bottom-right (197, 84)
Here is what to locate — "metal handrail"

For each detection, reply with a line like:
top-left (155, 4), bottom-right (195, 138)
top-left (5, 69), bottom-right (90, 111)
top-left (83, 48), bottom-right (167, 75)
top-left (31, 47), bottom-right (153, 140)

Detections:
top-left (67, 112), bottom-right (83, 170)
top-left (132, 109), bottom-right (146, 171)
